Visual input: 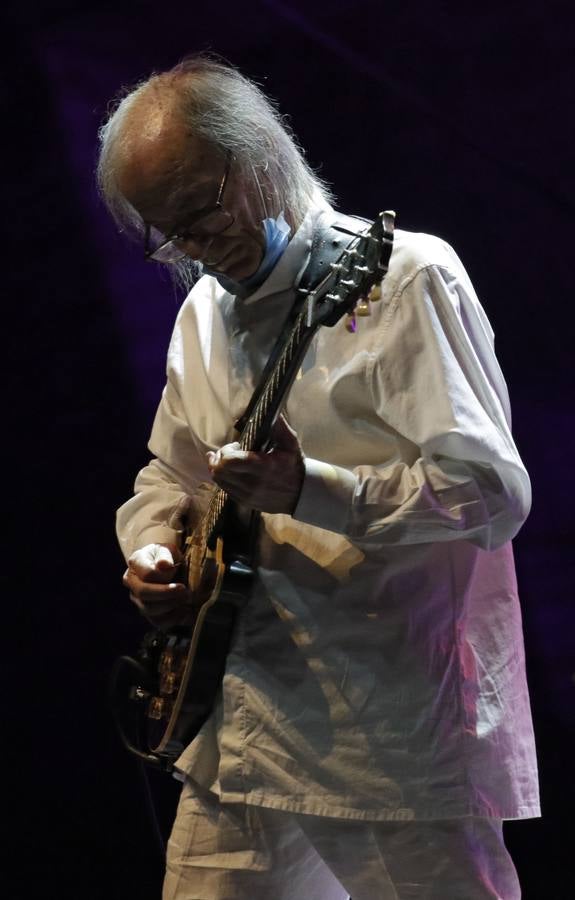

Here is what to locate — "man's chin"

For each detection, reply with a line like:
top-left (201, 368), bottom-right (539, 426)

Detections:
top-left (211, 245), bottom-right (263, 282)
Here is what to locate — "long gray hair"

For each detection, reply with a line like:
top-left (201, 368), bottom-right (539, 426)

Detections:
top-left (97, 56), bottom-right (332, 290)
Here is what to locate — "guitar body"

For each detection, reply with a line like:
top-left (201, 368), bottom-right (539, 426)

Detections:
top-left (143, 533), bottom-right (254, 760)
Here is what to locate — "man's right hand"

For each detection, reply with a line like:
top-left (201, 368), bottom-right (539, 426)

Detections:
top-left (123, 543), bottom-right (189, 628)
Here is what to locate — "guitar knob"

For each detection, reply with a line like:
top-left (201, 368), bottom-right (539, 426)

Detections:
top-left (368, 284), bottom-right (382, 302)
top-left (159, 649), bottom-right (175, 674)
top-left (356, 298), bottom-right (371, 317)
top-left (148, 696), bottom-right (167, 720)
top-left (160, 671), bottom-right (178, 695)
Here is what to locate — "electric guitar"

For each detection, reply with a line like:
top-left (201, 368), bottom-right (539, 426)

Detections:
top-left (110, 210), bottom-right (395, 770)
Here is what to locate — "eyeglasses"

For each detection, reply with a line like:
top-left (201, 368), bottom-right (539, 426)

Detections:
top-left (144, 153), bottom-right (234, 264)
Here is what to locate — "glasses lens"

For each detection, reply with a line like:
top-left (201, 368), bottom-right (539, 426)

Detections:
top-left (147, 210), bottom-right (234, 263)
top-left (145, 225), bottom-right (183, 263)
top-left (149, 241), bottom-right (187, 263)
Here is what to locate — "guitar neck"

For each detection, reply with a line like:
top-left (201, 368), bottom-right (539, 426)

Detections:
top-left (201, 303), bottom-right (318, 547)
top-left (240, 305), bottom-right (317, 452)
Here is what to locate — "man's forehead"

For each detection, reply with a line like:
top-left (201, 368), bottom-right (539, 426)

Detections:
top-left (117, 116), bottom-right (219, 219)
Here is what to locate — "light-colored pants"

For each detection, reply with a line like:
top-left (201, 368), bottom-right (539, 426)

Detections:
top-left (163, 779), bottom-right (521, 900)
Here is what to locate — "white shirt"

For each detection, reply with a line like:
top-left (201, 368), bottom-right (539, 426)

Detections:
top-left (117, 204), bottom-right (540, 822)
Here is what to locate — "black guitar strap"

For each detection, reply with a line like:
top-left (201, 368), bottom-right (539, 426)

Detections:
top-left (234, 211), bottom-right (372, 435)
top-left (298, 211), bottom-right (373, 295)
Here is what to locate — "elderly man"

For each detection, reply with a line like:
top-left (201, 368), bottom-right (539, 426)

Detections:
top-left (99, 56), bottom-right (539, 900)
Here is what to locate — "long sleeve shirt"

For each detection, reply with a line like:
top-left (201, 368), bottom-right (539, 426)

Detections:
top-left (116, 203), bottom-right (540, 822)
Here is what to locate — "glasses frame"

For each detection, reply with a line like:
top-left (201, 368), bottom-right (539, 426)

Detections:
top-left (144, 152), bottom-right (234, 263)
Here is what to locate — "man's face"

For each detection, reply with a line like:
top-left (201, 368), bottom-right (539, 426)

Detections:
top-left (119, 129), bottom-right (267, 281)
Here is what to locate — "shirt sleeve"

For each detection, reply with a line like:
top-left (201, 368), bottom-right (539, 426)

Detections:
top-left (116, 376), bottom-right (212, 562)
top-left (293, 261), bottom-right (531, 551)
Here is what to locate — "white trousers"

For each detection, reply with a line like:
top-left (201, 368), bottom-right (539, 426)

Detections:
top-left (163, 779), bottom-right (521, 900)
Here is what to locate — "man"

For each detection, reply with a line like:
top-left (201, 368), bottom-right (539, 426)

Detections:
top-left (99, 56), bottom-right (540, 899)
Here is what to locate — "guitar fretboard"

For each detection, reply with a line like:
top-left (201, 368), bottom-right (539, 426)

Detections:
top-left (201, 301), bottom-right (311, 547)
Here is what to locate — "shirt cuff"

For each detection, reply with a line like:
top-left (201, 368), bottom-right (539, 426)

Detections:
top-left (292, 457), bottom-right (357, 534)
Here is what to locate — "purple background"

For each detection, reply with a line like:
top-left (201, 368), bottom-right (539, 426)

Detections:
top-left (7, 1), bottom-right (574, 897)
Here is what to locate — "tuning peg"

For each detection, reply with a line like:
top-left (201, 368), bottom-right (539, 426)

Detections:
top-left (345, 312), bottom-right (357, 333)
top-left (382, 210), bottom-right (396, 233)
top-left (306, 292), bottom-right (317, 326)
top-left (368, 284), bottom-right (382, 302)
top-left (356, 298), bottom-right (371, 317)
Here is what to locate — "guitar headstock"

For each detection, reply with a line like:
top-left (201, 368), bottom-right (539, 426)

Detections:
top-left (306, 210), bottom-right (395, 332)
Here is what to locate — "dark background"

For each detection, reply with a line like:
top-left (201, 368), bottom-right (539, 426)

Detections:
top-left (6, 1), bottom-right (574, 897)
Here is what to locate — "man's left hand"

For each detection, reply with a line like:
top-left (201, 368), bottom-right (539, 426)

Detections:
top-left (207, 415), bottom-right (305, 514)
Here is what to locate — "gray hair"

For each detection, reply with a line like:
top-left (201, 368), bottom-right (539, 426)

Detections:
top-left (97, 56), bottom-right (333, 289)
